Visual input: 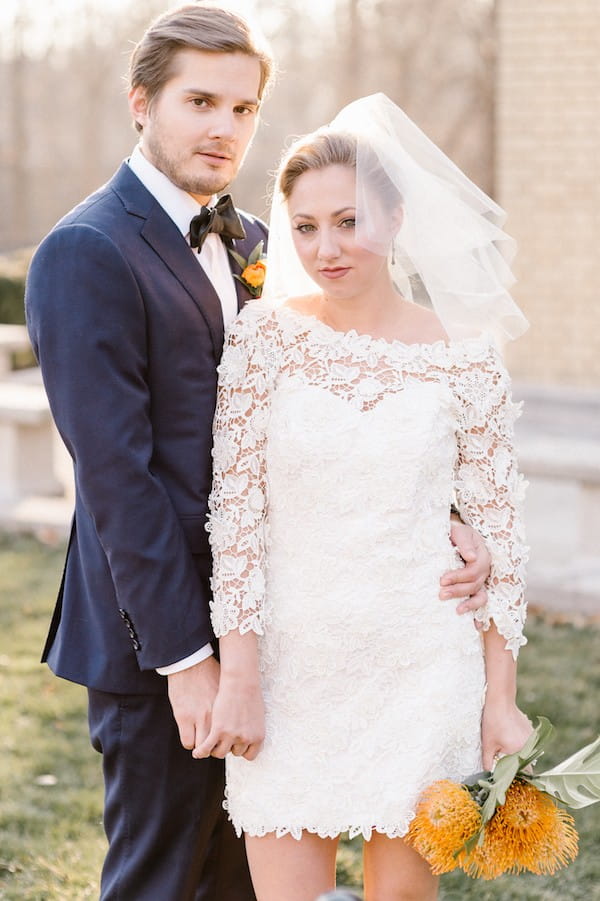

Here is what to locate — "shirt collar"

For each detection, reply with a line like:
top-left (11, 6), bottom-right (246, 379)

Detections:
top-left (128, 144), bottom-right (213, 237)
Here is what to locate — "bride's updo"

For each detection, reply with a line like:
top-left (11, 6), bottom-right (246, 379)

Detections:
top-left (277, 130), bottom-right (399, 212)
top-left (278, 132), bottom-right (356, 199)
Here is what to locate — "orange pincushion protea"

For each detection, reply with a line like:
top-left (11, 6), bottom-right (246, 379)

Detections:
top-left (461, 780), bottom-right (579, 879)
top-left (229, 241), bottom-right (267, 297)
top-left (524, 809), bottom-right (579, 875)
top-left (406, 780), bottom-right (482, 874)
top-left (407, 721), bottom-right (598, 882)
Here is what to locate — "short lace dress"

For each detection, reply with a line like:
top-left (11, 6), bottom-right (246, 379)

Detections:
top-left (207, 300), bottom-right (528, 841)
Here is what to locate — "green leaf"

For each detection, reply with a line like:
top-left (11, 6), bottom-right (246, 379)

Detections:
top-left (456, 825), bottom-right (486, 858)
top-left (477, 717), bottom-right (555, 824)
top-left (528, 734), bottom-right (600, 809)
top-left (463, 771), bottom-right (490, 787)
top-left (228, 248), bottom-right (248, 269)
top-left (454, 718), bottom-right (559, 859)
top-left (248, 241), bottom-right (264, 265)
top-left (232, 273), bottom-right (262, 297)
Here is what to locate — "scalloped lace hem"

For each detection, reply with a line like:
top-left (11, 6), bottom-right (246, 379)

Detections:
top-left (229, 816), bottom-right (414, 842)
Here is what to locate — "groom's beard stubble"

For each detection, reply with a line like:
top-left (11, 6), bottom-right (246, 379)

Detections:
top-left (145, 132), bottom-right (234, 199)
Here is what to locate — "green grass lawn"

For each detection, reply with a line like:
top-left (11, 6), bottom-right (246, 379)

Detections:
top-left (1, 534), bottom-right (599, 900)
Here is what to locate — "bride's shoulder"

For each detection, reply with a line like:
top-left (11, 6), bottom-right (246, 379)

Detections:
top-left (229, 295), bottom-right (321, 345)
top-left (281, 294), bottom-right (321, 317)
top-left (229, 298), bottom-right (280, 336)
top-left (399, 300), bottom-right (449, 346)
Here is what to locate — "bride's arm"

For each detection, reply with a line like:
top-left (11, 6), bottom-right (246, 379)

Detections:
top-left (194, 629), bottom-right (264, 761)
top-left (453, 345), bottom-right (532, 767)
top-left (193, 305), bottom-right (279, 761)
top-left (480, 624), bottom-right (532, 770)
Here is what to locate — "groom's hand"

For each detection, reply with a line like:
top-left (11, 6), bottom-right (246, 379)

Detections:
top-left (167, 656), bottom-right (220, 751)
top-left (441, 520), bottom-right (491, 618)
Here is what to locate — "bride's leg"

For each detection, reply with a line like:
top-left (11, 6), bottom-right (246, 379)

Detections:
top-left (363, 833), bottom-right (438, 901)
top-left (245, 831), bottom-right (339, 901)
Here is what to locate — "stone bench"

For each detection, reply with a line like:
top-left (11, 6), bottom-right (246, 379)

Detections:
top-left (513, 386), bottom-right (600, 615)
top-left (0, 380), bottom-right (64, 503)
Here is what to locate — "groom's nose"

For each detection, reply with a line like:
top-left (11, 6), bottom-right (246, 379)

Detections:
top-left (206, 107), bottom-right (236, 142)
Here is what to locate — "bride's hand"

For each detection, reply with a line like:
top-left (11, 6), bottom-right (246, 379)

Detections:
top-left (192, 672), bottom-right (265, 761)
top-left (481, 701), bottom-right (533, 771)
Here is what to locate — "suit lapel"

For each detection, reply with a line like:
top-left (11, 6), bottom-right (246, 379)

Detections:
top-left (111, 163), bottom-right (225, 356)
top-left (141, 211), bottom-right (225, 354)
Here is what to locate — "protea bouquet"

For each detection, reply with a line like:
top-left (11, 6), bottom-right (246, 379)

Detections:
top-left (406, 718), bottom-right (600, 880)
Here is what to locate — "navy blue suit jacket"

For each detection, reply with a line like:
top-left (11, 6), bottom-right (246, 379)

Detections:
top-left (26, 162), bottom-right (268, 694)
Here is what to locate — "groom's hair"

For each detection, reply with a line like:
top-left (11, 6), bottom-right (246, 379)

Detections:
top-left (128, 4), bottom-right (274, 132)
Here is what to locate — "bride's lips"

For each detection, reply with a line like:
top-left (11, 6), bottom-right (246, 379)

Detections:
top-left (319, 267), bottom-right (350, 280)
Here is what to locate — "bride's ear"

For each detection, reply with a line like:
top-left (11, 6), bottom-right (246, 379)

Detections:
top-left (390, 204), bottom-right (404, 236)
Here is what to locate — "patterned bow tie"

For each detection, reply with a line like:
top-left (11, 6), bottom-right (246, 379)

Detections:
top-left (189, 194), bottom-right (246, 252)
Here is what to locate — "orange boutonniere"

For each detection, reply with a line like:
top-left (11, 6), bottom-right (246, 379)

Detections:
top-left (229, 241), bottom-right (267, 298)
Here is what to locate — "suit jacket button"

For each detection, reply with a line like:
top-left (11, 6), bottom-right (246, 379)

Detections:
top-left (132, 639), bottom-right (141, 651)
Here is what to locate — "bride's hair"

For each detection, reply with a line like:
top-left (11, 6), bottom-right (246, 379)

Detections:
top-left (278, 133), bottom-right (356, 200)
top-left (278, 131), bottom-right (400, 212)
top-left (266, 94), bottom-right (527, 344)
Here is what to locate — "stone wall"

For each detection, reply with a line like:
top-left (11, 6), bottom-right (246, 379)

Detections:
top-left (496, 0), bottom-right (600, 387)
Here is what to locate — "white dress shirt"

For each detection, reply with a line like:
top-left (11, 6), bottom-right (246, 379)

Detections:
top-left (128, 144), bottom-right (240, 673)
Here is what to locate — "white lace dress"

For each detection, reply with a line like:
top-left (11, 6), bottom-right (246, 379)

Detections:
top-left (207, 300), bottom-right (528, 841)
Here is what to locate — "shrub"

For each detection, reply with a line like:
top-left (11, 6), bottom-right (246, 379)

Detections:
top-left (0, 247), bottom-right (34, 325)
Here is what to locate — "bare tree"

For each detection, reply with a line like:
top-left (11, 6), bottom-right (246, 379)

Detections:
top-left (6, 6), bottom-right (30, 248)
top-left (0, 0), bottom-right (497, 253)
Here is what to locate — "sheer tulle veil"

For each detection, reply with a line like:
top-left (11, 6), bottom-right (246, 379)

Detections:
top-left (262, 93), bottom-right (528, 346)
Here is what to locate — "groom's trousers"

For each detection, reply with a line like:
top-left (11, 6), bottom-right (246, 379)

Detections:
top-left (88, 688), bottom-right (256, 901)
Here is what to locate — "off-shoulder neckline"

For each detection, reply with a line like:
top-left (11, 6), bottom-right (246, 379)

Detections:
top-left (248, 300), bottom-right (494, 357)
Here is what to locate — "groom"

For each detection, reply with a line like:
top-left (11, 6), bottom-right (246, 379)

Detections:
top-left (25, 4), bottom-right (490, 900)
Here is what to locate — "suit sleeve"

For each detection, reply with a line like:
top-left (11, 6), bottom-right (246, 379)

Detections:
top-left (25, 222), bottom-right (213, 669)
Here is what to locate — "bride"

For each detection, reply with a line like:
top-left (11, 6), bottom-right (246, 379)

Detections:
top-left (196, 94), bottom-right (532, 901)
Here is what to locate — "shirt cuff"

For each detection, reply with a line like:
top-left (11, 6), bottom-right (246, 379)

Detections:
top-left (155, 642), bottom-right (214, 675)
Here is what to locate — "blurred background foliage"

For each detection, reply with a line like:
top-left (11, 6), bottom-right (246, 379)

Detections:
top-left (0, 0), bottom-right (495, 254)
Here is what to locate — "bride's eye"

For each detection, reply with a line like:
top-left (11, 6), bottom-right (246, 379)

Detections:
top-left (295, 223), bottom-right (316, 233)
top-left (339, 218), bottom-right (356, 229)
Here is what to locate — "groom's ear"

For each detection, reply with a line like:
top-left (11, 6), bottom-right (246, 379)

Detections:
top-left (128, 85), bottom-right (149, 131)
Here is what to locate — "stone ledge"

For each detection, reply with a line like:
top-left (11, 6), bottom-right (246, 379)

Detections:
top-left (0, 323), bottom-right (30, 352)
top-left (0, 382), bottom-right (52, 425)
top-left (527, 560), bottom-right (600, 618)
top-left (0, 495), bottom-right (72, 541)
top-left (517, 435), bottom-right (600, 483)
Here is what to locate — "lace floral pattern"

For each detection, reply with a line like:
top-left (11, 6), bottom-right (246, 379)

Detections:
top-left (207, 300), bottom-right (528, 839)
top-left (209, 301), bottom-right (527, 653)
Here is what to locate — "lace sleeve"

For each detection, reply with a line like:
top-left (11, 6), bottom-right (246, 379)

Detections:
top-left (206, 304), bottom-right (279, 637)
top-left (453, 345), bottom-right (529, 659)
